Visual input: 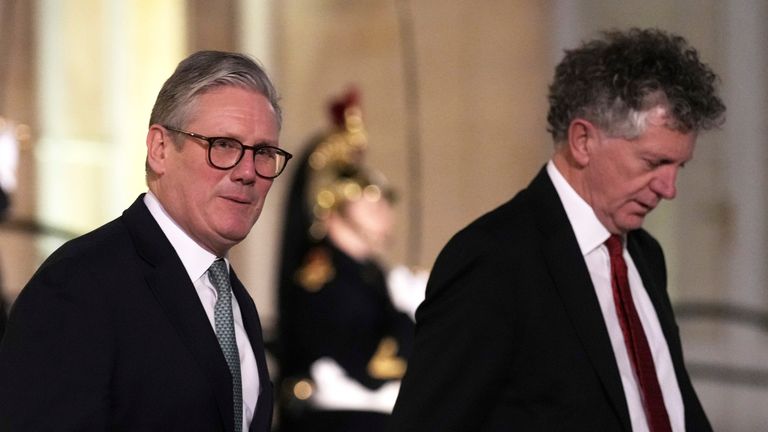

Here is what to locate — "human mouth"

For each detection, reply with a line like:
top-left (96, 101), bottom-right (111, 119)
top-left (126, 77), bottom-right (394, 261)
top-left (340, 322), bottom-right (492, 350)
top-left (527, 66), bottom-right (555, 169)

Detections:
top-left (221, 195), bottom-right (253, 205)
top-left (635, 199), bottom-right (657, 213)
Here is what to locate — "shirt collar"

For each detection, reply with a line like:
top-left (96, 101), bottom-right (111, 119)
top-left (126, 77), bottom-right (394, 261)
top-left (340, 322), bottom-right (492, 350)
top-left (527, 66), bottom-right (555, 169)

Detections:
top-left (143, 191), bottom-right (225, 282)
top-left (546, 160), bottom-right (612, 256)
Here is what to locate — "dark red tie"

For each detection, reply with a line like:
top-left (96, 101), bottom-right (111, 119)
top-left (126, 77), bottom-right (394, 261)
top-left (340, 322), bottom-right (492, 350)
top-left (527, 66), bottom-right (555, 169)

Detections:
top-left (605, 235), bottom-right (672, 432)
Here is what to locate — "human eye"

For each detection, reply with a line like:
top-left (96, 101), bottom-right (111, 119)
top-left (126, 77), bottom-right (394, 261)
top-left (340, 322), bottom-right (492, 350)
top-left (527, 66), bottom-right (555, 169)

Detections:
top-left (255, 146), bottom-right (278, 159)
top-left (211, 138), bottom-right (241, 151)
top-left (644, 155), bottom-right (674, 169)
top-left (644, 158), bottom-right (661, 169)
top-left (646, 156), bottom-right (681, 171)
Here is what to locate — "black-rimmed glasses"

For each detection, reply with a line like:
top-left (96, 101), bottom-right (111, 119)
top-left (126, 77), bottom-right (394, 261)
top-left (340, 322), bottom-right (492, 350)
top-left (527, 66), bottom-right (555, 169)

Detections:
top-left (163, 126), bottom-right (292, 179)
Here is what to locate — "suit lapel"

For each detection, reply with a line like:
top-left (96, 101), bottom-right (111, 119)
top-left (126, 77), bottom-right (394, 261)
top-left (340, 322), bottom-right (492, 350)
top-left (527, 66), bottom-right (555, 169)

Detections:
top-left (528, 169), bottom-right (632, 431)
top-left (628, 231), bottom-right (714, 429)
top-left (627, 235), bottom-right (694, 402)
top-left (229, 270), bottom-right (272, 432)
top-left (123, 195), bottom-right (235, 432)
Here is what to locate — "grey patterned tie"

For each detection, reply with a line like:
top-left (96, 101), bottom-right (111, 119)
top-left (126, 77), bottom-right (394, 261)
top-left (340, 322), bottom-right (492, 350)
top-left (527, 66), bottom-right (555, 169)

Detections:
top-left (208, 258), bottom-right (243, 432)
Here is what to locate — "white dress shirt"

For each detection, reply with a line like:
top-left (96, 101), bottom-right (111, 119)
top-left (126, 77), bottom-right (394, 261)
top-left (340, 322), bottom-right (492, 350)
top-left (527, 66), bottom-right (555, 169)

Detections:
top-left (546, 161), bottom-right (684, 432)
top-left (144, 192), bottom-right (259, 432)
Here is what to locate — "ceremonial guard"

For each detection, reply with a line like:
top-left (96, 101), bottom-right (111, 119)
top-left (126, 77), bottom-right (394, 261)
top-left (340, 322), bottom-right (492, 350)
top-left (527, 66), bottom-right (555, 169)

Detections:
top-left (276, 90), bottom-right (418, 432)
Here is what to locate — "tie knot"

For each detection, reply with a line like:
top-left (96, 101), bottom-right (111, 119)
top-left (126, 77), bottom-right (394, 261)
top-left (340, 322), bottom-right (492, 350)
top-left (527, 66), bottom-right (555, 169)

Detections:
top-left (208, 258), bottom-right (230, 295)
top-left (605, 234), bottom-right (623, 258)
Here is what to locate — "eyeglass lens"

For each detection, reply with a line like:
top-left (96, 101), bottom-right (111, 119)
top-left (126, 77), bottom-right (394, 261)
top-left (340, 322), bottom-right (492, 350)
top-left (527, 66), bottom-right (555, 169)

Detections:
top-left (209, 138), bottom-right (287, 178)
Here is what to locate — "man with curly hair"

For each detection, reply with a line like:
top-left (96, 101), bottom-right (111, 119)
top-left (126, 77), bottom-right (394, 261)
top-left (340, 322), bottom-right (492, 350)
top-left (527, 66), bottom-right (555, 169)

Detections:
top-left (388, 28), bottom-right (725, 432)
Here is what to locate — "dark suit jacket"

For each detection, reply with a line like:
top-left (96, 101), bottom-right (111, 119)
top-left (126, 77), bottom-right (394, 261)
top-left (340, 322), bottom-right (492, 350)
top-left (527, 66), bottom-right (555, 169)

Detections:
top-left (0, 195), bottom-right (273, 431)
top-left (387, 167), bottom-right (711, 431)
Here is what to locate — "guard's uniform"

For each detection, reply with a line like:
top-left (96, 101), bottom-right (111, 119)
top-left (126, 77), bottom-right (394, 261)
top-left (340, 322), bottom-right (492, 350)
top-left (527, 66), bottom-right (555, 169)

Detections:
top-left (279, 239), bottom-right (413, 432)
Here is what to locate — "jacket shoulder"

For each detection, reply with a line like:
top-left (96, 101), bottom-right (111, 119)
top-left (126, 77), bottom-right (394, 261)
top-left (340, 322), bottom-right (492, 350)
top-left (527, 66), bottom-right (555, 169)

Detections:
top-left (426, 189), bottom-right (540, 293)
top-left (26, 216), bottom-right (137, 291)
top-left (441, 189), bottom-right (537, 260)
top-left (44, 216), bottom-right (130, 263)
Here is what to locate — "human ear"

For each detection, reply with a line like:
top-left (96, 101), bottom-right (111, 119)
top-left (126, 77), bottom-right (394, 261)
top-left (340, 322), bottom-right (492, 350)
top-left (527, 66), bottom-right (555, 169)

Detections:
top-left (566, 119), bottom-right (598, 167)
top-left (146, 125), bottom-right (169, 175)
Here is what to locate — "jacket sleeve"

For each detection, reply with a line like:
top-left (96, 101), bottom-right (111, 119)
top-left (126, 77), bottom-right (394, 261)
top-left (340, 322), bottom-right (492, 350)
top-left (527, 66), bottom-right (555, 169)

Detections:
top-left (387, 228), bottom-right (518, 432)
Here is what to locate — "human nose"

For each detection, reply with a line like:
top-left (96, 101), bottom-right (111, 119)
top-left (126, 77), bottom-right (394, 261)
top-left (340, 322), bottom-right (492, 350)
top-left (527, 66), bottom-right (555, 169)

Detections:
top-left (649, 166), bottom-right (678, 200)
top-left (230, 150), bottom-right (258, 184)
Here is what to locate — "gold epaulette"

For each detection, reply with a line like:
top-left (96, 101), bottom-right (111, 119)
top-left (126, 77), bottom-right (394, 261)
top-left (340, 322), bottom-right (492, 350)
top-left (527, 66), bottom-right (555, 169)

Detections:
top-left (294, 247), bottom-right (335, 292)
top-left (367, 336), bottom-right (407, 380)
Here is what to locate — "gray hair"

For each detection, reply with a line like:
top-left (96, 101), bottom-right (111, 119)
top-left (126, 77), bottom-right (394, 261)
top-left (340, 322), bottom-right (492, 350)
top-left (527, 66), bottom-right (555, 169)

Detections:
top-left (547, 28), bottom-right (725, 143)
top-left (578, 90), bottom-right (674, 140)
top-left (149, 50), bottom-right (282, 131)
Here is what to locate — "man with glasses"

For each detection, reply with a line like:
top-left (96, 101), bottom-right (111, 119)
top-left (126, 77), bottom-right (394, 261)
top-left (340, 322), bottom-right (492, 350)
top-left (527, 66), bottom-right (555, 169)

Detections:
top-left (0, 51), bottom-right (290, 432)
top-left (388, 29), bottom-right (725, 431)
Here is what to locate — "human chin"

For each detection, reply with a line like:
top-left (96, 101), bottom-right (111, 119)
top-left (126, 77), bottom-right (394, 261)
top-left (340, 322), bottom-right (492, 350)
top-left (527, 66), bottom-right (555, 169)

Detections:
top-left (207, 200), bottom-right (257, 235)
top-left (213, 217), bottom-right (257, 246)
top-left (614, 212), bottom-right (647, 233)
top-left (230, 202), bottom-right (262, 228)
